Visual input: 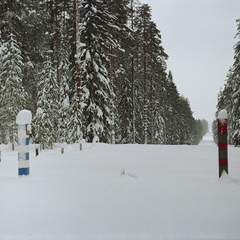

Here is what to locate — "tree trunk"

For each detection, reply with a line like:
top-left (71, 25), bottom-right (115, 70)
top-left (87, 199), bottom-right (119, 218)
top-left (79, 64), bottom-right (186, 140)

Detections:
top-left (75, 0), bottom-right (81, 105)
top-left (143, 14), bottom-right (148, 144)
top-left (130, 0), bottom-right (136, 144)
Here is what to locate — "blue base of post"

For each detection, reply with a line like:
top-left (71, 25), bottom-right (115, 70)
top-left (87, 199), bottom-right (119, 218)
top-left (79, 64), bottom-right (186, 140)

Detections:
top-left (19, 168), bottom-right (29, 175)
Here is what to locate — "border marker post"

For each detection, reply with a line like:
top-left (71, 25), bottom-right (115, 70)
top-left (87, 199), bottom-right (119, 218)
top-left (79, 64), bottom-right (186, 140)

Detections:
top-left (16, 110), bottom-right (32, 176)
top-left (217, 109), bottom-right (228, 178)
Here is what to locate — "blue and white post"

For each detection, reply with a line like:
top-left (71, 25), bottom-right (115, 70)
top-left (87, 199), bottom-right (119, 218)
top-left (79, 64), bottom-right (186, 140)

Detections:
top-left (16, 110), bottom-right (32, 176)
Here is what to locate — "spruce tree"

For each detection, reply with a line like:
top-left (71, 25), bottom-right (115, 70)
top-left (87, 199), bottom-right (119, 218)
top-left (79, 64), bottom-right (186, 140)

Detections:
top-left (164, 71), bottom-right (181, 144)
top-left (178, 96), bottom-right (196, 144)
top-left (231, 28), bottom-right (240, 146)
top-left (216, 19), bottom-right (240, 146)
top-left (147, 21), bottom-right (168, 144)
top-left (61, 0), bottom-right (84, 144)
top-left (59, 55), bottom-right (71, 143)
top-left (0, 33), bottom-right (28, 144)
top-left (58, 8), bottom-right (72, 143)
top-left (66, 88), bottom-right (83, 143)
top-left (79, 0), bottom-right (121, 142)
top-left (33, 57), bottom-right (60, 148)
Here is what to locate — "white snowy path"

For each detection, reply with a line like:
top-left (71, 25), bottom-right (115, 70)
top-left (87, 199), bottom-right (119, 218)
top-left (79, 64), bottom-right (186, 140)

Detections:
top-left (1, 134), bottom-right (240, 240)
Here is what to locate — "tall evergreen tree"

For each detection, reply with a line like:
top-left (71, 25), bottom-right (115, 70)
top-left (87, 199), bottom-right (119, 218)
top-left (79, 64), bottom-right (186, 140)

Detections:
top-left (66, 87), bottom-right (83, 143)
top-left (33, 57), bottom-right (60, 148)
top-left (178, 96), bottom-right (196, 144)
top-left (147, 21), bottom-right (168, 144)
top-left (65, 0), bottom-right (83, 144)
top-left (79, 0), bottom-right (121, 142)
top-left (230, 19), bottom-right (240, 146)
top-left (58, 53), bottom-right (71, 143)
top-left (164, 71), bottom-right (181, 144)
top-left (128, 0), bottom-right (141, 143)
top-left (58, 8), bottom-right (72, 143)
top-left (216, 68), bottom-right (235, 144)
top-left (0, 33), bottom-right (28, 144)
top-left (0, 0), bottom-right (49, 111)
top-left (216, 19), bottom-right (240, 146)
top-left (103, 0), bottom-right (134, 143)
top-left (133, 4), bottom-right (152, 144)
top-left (133, 4), bottom-right (168, 144)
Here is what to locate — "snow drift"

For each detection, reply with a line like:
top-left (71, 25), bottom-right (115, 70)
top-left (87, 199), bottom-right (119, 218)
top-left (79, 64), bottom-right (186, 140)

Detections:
top-left (0, 134), bottom-right (240, 239)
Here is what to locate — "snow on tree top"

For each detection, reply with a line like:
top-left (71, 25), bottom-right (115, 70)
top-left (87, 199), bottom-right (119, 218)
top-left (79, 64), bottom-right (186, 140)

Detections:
top-left (16, 110), bottom-right (32, 124)
top-left (217, 109), bottom-right (228, 120)
top-left (36, 107), bottom-right (43, 115)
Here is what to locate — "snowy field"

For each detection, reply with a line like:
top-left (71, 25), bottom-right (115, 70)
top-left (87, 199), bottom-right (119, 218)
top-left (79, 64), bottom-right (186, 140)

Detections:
top-left (1, 134), bottom-right (240, 240)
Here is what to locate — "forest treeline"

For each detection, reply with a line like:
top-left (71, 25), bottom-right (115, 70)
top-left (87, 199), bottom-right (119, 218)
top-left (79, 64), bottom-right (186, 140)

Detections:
top-left (214, 19), bottom-right (240, 146)
top-left (0, 0), bottom-right (207, 147)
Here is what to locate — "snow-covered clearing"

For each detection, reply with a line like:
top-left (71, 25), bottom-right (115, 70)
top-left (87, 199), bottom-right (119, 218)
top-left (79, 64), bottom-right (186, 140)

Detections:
top-left (1, 134), bottom-right (240, 240)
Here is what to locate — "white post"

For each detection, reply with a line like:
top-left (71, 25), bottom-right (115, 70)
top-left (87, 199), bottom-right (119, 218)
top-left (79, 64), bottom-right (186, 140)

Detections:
top-left (16, 110), bottom-right (32, 176)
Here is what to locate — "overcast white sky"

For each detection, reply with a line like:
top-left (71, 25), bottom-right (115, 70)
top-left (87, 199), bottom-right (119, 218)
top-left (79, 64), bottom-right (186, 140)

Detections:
top-left (141, 0), bottom-right (240, 125)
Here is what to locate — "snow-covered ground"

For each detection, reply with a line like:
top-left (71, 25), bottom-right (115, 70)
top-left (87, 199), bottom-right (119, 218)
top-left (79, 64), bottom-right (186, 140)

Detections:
top-left (1, 134), bottom-right (240, 240)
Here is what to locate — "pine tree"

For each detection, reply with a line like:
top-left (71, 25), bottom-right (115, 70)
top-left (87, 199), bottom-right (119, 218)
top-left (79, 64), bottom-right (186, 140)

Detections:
top-left (133, 4), bottom-right (152, 144)
top-left (129, 0), bottom-right (141, 143)
top-left (133, 4), bottom-right (168, 144)
top-left (103, 0), bottom-right (134, 143)
top-left (103, 0), bottom-right (133, 144)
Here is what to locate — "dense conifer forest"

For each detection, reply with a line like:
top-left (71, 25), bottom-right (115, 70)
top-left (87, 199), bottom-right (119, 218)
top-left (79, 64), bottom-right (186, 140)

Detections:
top-left (214, 19), bottom-right (240, 146)
top-left (0, 0), bottom-right (207, 147)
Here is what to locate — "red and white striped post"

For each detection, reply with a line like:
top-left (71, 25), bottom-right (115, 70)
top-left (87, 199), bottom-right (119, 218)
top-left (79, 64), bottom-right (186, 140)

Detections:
top-left (217, 109), bottom-right (228, 178)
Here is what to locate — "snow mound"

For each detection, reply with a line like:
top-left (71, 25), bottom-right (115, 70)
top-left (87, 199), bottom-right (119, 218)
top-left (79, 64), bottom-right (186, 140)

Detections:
top-left (218, 171), bottom-right (240, 185)
top-left (217, 109), bottom-right (228, 121)
top-left (16, 109), bottom-right (32, 124)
